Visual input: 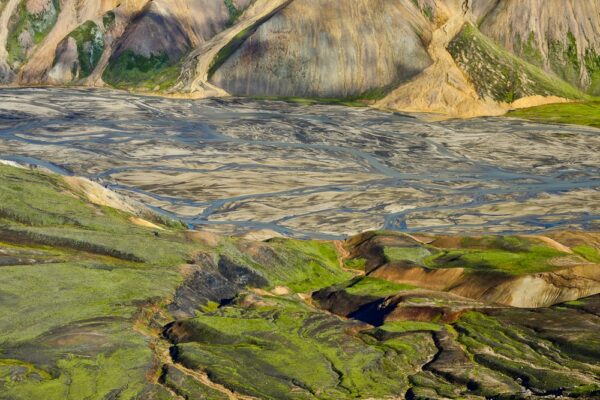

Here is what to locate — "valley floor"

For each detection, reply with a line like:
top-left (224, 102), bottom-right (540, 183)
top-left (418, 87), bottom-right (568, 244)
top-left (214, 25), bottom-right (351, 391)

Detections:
top-left (0, 88), bottom-right (598, 238)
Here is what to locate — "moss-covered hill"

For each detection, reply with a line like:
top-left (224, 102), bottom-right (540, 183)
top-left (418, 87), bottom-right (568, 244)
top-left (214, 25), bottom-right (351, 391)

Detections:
top-left (0, 164), bottom-right (598, 399)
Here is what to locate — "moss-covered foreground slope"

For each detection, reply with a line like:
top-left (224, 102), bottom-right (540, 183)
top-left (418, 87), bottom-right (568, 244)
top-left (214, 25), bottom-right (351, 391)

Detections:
top-left (0, 164), bottom-right (598, 399)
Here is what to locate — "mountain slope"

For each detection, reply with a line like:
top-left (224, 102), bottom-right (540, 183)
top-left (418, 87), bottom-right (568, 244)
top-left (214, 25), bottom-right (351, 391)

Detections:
top-left (209, 0), bottom-right (433, 98)
top-left (0, 0), bottom-right (598, 116)
top-left (479, 0), bottom-right (600, 95)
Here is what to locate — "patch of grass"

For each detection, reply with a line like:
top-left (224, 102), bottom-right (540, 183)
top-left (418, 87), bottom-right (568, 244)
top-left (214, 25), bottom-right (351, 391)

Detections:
top-left (103, 50), bottom-right (181, 91)
top-left (258, 238), bottom-right (352, 293)
top-left (162, 364), bottom-right (228, 399)
top-left (344, 257), bottom-right (366, 271)
top-left (454, 312), bottom-right (595, 393)
top-left (423, 245), bottom-right (564, 275)
top-left (1, 333), bottom-right (157, 399)
top-left (383, 246), bottom-right (432, 263)
top-left (0, 165), bottom-right (193, 265)
top-left (344, 277), bottom-right (416, 298)
top-left (174, 297), bottom-right (430, 399)
top-left (572, 245), bottom-right (600, 263)
top-left (508, 102), bottom-right (600, 128)
top-left (68, 20), bottom-right (104, 78)
top-left (0, 262), bottom-right (179, 343)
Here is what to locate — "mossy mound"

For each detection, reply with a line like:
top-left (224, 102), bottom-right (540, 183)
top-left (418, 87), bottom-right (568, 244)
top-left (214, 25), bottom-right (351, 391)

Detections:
top-left (103, 50), bottom-right (182, 91)
top-left (166, 296), bottom-right (433, 399)
top-left (0, 165), bottom-right (598, 399)
top-left (448, 24), bottom-right (589, 103)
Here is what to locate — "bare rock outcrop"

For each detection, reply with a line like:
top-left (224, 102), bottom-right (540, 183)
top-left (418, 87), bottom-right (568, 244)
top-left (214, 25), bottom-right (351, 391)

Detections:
top-left (210, 0), bottom-right (433, 98)
top-left (0, 0), bottom-right (598, 115)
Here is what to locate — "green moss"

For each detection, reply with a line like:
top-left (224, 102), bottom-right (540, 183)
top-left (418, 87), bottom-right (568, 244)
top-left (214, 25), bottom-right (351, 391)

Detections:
top-left (161, 365), bottom-right (228, 400)
top-left (7, 0), bottom-right (60, 67)
top-left (262, 238), bottom-right (352, 292)
top-left (223, 0), bottom-right (243, 26)
top-left (103, 50), bottom-right (181, 91)
top-left (68, 20), bottom-right (104, 78)
top-left (409, 0), bottom-right (434, 22)
top-left (249, 95), bottom-right (369, 107)
top-left (508, 101), bottom-right (600, 128)
top-left (174, 298), bottom-right (429, 399)
top-left (460, 235), bottom-right (530, 252)
top-left (0, 165), bottom-right (190, 398)
top-left (548, 32), bottom-right (582, 89)
top-left (514, 32), bottom-right (544, 68)
top-left (572, 245), bottom-right (600, 263)
top-left (584, 47), bottom-right (600, 95)
top-left (378, 321), bottom-right (441, 334)
top-left (563, 300), bottom-right (585, 306)
top-left (422, 5), bottom-right (434, 22)
top-left (344, 257), bottom-right (366, 271)
top-left (0, 262), bottom-right (178, 343)
top-left (453, 311), bottom-right (596, 393)
top-left (383, 246), bottom-right (432, 263)
top-left (448, 24), bottom-right (588, 102)
top-left (423, 245), bottom-right (564, 275)
top-left (0, 165), bottom-right (193, 265)
top-left (344, 277), bottom-right (416, 298)
top-left (1, 339), bottom-right (156, 399)
top-left (102, 10), bottom-right (116, 29)
top-left (208, 26), bottom-right (252, 79)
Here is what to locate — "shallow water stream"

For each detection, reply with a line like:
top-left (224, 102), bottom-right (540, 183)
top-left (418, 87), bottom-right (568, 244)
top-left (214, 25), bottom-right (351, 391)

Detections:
top-left (1, 88), bottom-right (598, 238)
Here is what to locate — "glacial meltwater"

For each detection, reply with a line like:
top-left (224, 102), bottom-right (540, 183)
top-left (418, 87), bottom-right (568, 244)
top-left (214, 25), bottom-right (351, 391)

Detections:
top-left (1, 88), bottom-right (598, 238)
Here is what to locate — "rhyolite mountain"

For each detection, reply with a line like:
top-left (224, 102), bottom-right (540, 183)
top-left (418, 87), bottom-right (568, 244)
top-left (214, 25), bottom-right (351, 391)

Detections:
top-left (0, 0), bottom-right (599, 116)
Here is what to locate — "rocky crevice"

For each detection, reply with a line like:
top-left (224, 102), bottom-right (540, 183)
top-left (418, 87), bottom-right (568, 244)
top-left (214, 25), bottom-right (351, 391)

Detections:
top-left (134, 296), bottom-right (255, 400)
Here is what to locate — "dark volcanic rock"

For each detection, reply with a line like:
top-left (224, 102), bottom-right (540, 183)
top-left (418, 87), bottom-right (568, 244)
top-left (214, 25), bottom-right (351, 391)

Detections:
top-left (168, 253), bottom-right (268, 319)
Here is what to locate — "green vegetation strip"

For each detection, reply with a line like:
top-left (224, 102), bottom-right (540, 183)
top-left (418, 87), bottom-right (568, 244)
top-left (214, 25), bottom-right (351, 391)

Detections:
top-left (509, 102), bottom-right (600, 128)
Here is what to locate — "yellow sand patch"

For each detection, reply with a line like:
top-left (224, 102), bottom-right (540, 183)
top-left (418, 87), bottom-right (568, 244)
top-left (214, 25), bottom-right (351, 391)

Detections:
top-left (271, 286), bottom-right (291, 296)
top-left (63, 176), bottom-right (138, 214)
top-left (185, 230), bottom-right (221, 247)
top-left (129, 216), bottom-right (164, 230)
top-left (528, 235), bottom-right (573, 254)
top-left (238, 229), bottom-right (283, 242)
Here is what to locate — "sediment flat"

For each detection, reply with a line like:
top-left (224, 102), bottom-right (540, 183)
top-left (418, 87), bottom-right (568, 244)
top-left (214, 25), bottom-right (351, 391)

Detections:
top-left (0, 88), bottom-right (598, 238)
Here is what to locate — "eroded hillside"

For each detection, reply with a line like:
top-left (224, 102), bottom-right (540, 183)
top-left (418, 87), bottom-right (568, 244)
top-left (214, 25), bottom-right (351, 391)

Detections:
top-left (0, 0), bottom-right (598, 115)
